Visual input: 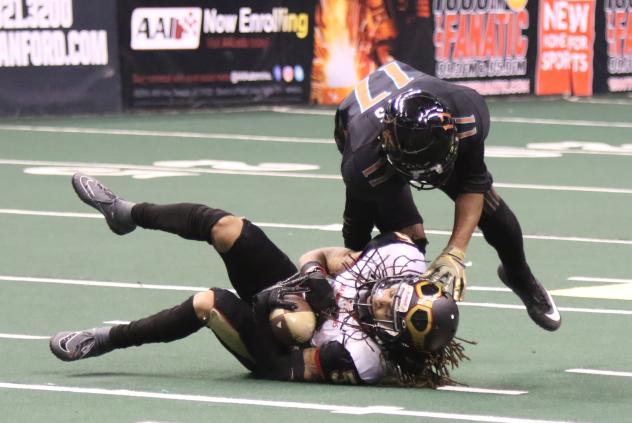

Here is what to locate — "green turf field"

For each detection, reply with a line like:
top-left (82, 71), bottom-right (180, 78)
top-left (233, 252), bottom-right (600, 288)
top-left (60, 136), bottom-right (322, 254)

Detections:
top-left (1, 96), bottom-right (632, 423)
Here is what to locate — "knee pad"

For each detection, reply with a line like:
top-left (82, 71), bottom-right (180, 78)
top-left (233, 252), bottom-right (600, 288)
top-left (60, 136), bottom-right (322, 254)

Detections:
top-left (207, 308), bottom-right (255, 366)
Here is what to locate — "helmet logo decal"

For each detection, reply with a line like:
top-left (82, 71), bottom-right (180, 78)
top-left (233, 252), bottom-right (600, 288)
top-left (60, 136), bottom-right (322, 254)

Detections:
top-left (395, 283), bottom-right (414, 313)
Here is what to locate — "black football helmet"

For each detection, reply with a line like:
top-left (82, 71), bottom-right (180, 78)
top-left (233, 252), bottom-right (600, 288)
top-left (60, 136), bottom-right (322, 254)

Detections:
top-left (381, 89), bottom-right (458, 190)
top-left (355, 275), bottom-right (459, 354)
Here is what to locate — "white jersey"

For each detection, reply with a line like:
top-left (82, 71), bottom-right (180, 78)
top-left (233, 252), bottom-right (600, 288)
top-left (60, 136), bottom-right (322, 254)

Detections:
top-left (310, 236), bottom-right (426, 383)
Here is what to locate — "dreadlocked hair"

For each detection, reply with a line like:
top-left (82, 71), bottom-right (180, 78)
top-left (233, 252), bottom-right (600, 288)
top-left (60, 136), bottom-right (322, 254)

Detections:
top-left (382, 337), bottom-right (476, 388)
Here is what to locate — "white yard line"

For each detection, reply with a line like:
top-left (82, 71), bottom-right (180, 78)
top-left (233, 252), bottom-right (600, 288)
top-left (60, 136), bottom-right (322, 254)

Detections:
top-left (564, 97), bottom-right (632, 106)
top-left (491, 182), bottom-right (632, 194)
top-left (567, 277), bottom-right (632, 283)
top-left (565, 369), bottom-right (632, 378)
top-left (490, 117), bottom-right (632, 129)
top-left (0, 275), bottom-right (208, 292)
top-left (437, 386), bottom-right (527, 395)
top-left (459, 302), bottom-right (632, 316)
top-left (2, 113), bottom-right (632, 145)
top-left (0, 158), bottom-right (631, 194)
top-left (0, 125), bottom-right (334, 144)
top-left (0, 333), bottom-right (49, 340)
top-left (0, 159), bottom-right (338, 180)
top-left (1, 275), bottom-right (630, 316)
top-left (2, 208), bottom-right (632, 246)
top-left (0, 382), bottom-right (579, 422)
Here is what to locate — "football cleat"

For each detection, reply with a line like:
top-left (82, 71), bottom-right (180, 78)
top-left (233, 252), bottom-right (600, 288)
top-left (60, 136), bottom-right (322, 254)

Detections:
top-left (49, 327), bottom-right (114, 362)
top-left (72, 173), bottom-right (136, 235)
top-left (498, 265), bottom-right (561, 331)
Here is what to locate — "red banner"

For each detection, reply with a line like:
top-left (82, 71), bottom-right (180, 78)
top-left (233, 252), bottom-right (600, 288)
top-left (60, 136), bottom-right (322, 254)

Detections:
top-left (433, 0), bottom-right (531, 95)
top-left (535, 0), bottom-right (596, 96)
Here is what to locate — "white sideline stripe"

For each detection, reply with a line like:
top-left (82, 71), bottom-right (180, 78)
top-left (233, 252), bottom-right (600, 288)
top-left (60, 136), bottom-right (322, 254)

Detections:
top-left (0, 333), bottom-right (49, 340)
top-left (0, 125), bottom-right (334, 144)
top-left (1, 158), bottom-right (632, 195)
top-left (0, 275), bottom-right (208, 292)
top-left (3, 208), bottom-right (632, 246)
top-left (0, 382), bottom-right (576, 423)
top-left (568, 276), bottom-right (632, 283)
top-left (459, 302), bottom-right (632, 315)
top-left (565, 369), bottom-right (632, 378)
top-left (2, 275), bottom-right (631, 316)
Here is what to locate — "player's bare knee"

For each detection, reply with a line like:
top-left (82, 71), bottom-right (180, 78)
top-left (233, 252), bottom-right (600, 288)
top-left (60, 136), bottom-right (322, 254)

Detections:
top-left (211, 215), bottom-right (244, 253)
top-left (193, 290), bottom-right (215, 322)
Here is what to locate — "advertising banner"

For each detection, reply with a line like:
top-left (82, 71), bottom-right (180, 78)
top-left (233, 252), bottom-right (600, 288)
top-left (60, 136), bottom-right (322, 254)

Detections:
top-left (433, 0), bottom-right (533, 95)
top-left (0, 0), bottom-right (121, 115)
top-left (535, 0), bottom-right (596, 96)
top-left (604, 0), bottom-right (632, 92)
top-left (120, 0), bottom-right (315, 108)
top-left (310, 0), bottom-right (397, 105)
top-left (311, 0), bottom-right (535, 105)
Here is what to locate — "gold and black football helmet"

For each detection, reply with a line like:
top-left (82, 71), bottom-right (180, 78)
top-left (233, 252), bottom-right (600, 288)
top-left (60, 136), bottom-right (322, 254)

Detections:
top-left (355, 275), bottom-right (459, 354)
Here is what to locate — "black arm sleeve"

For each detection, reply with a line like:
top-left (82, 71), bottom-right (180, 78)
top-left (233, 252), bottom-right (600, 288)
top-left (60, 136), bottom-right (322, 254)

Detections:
top-left (342, 190), bottom-right (377, 251)
top-left (317, 341), bottom-right (362, 384)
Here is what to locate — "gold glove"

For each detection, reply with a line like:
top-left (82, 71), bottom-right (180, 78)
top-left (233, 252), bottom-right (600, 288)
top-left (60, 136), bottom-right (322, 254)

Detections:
top-left (423, 245), bottom-right (467, 301)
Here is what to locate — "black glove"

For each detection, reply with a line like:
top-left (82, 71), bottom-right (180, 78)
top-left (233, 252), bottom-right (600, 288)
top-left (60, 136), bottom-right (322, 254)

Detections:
top-left (252, 284), bottom-right (306, 322)
top-left (303, 272), bottom-right (336, 314)
top-left (299, 261), bottom-right (336, 314)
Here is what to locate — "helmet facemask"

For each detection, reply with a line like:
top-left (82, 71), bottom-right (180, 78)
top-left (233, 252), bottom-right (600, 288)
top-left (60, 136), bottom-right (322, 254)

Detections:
top-left (381, 90), bottom-right (459, 190)
top-left (355, 276), bottom-right (459, 354)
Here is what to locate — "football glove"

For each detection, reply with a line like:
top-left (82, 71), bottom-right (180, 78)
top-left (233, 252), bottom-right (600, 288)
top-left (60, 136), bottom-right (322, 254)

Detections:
top-left (252, 284), bottom-right (306, 320)
top-left (423, 245), bottom-right (467, 301)
top-left (300, 261), bottom-right (335, 314)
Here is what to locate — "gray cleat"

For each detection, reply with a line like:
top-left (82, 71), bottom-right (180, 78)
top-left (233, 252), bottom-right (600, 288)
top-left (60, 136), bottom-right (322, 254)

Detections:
top-left (49, 327), bottom-right (114, 362)
top-left (498, 265), bottom-right (561, 331)
top-left (72, 173), bottom-right (136, 235)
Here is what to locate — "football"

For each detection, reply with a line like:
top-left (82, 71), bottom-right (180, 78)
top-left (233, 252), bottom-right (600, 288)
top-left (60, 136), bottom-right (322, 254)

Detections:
top-left (269, 294), bottom-right (316, 347)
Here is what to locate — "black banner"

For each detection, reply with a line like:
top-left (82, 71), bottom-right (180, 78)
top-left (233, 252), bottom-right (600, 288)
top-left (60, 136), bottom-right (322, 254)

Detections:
top-left (119, 0), bottom-right (316, 108)
top-left (0, 0), bottom-right (121, 116)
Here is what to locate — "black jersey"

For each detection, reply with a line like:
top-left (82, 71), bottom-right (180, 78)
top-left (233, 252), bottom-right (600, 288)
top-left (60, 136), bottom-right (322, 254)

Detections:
top-left (335, 61), bottom-right (493, 200)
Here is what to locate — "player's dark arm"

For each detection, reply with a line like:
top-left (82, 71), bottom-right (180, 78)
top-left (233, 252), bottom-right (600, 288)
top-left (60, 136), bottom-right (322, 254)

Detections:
top-left (447, 192), bottom-right (483, 252)
top-left (252, 342), bottom-right (360, 383)
top-left (302, 341), bottom-right (362, 384)
top-left (447, 120), bottom-right (490, 252)
top-left (256, 341), bottom-right (361, 383)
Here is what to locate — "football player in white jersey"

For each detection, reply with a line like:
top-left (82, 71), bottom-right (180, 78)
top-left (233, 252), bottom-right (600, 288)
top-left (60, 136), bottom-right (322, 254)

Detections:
top-left (50, 174), bottom-right (461, 386)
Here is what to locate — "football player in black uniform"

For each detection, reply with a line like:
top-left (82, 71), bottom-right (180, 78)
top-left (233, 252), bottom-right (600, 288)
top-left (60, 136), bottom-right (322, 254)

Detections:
top-left (49, 174), bottom-right (463, 387)
top-left (335, 60), bottom-right (561, 331)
